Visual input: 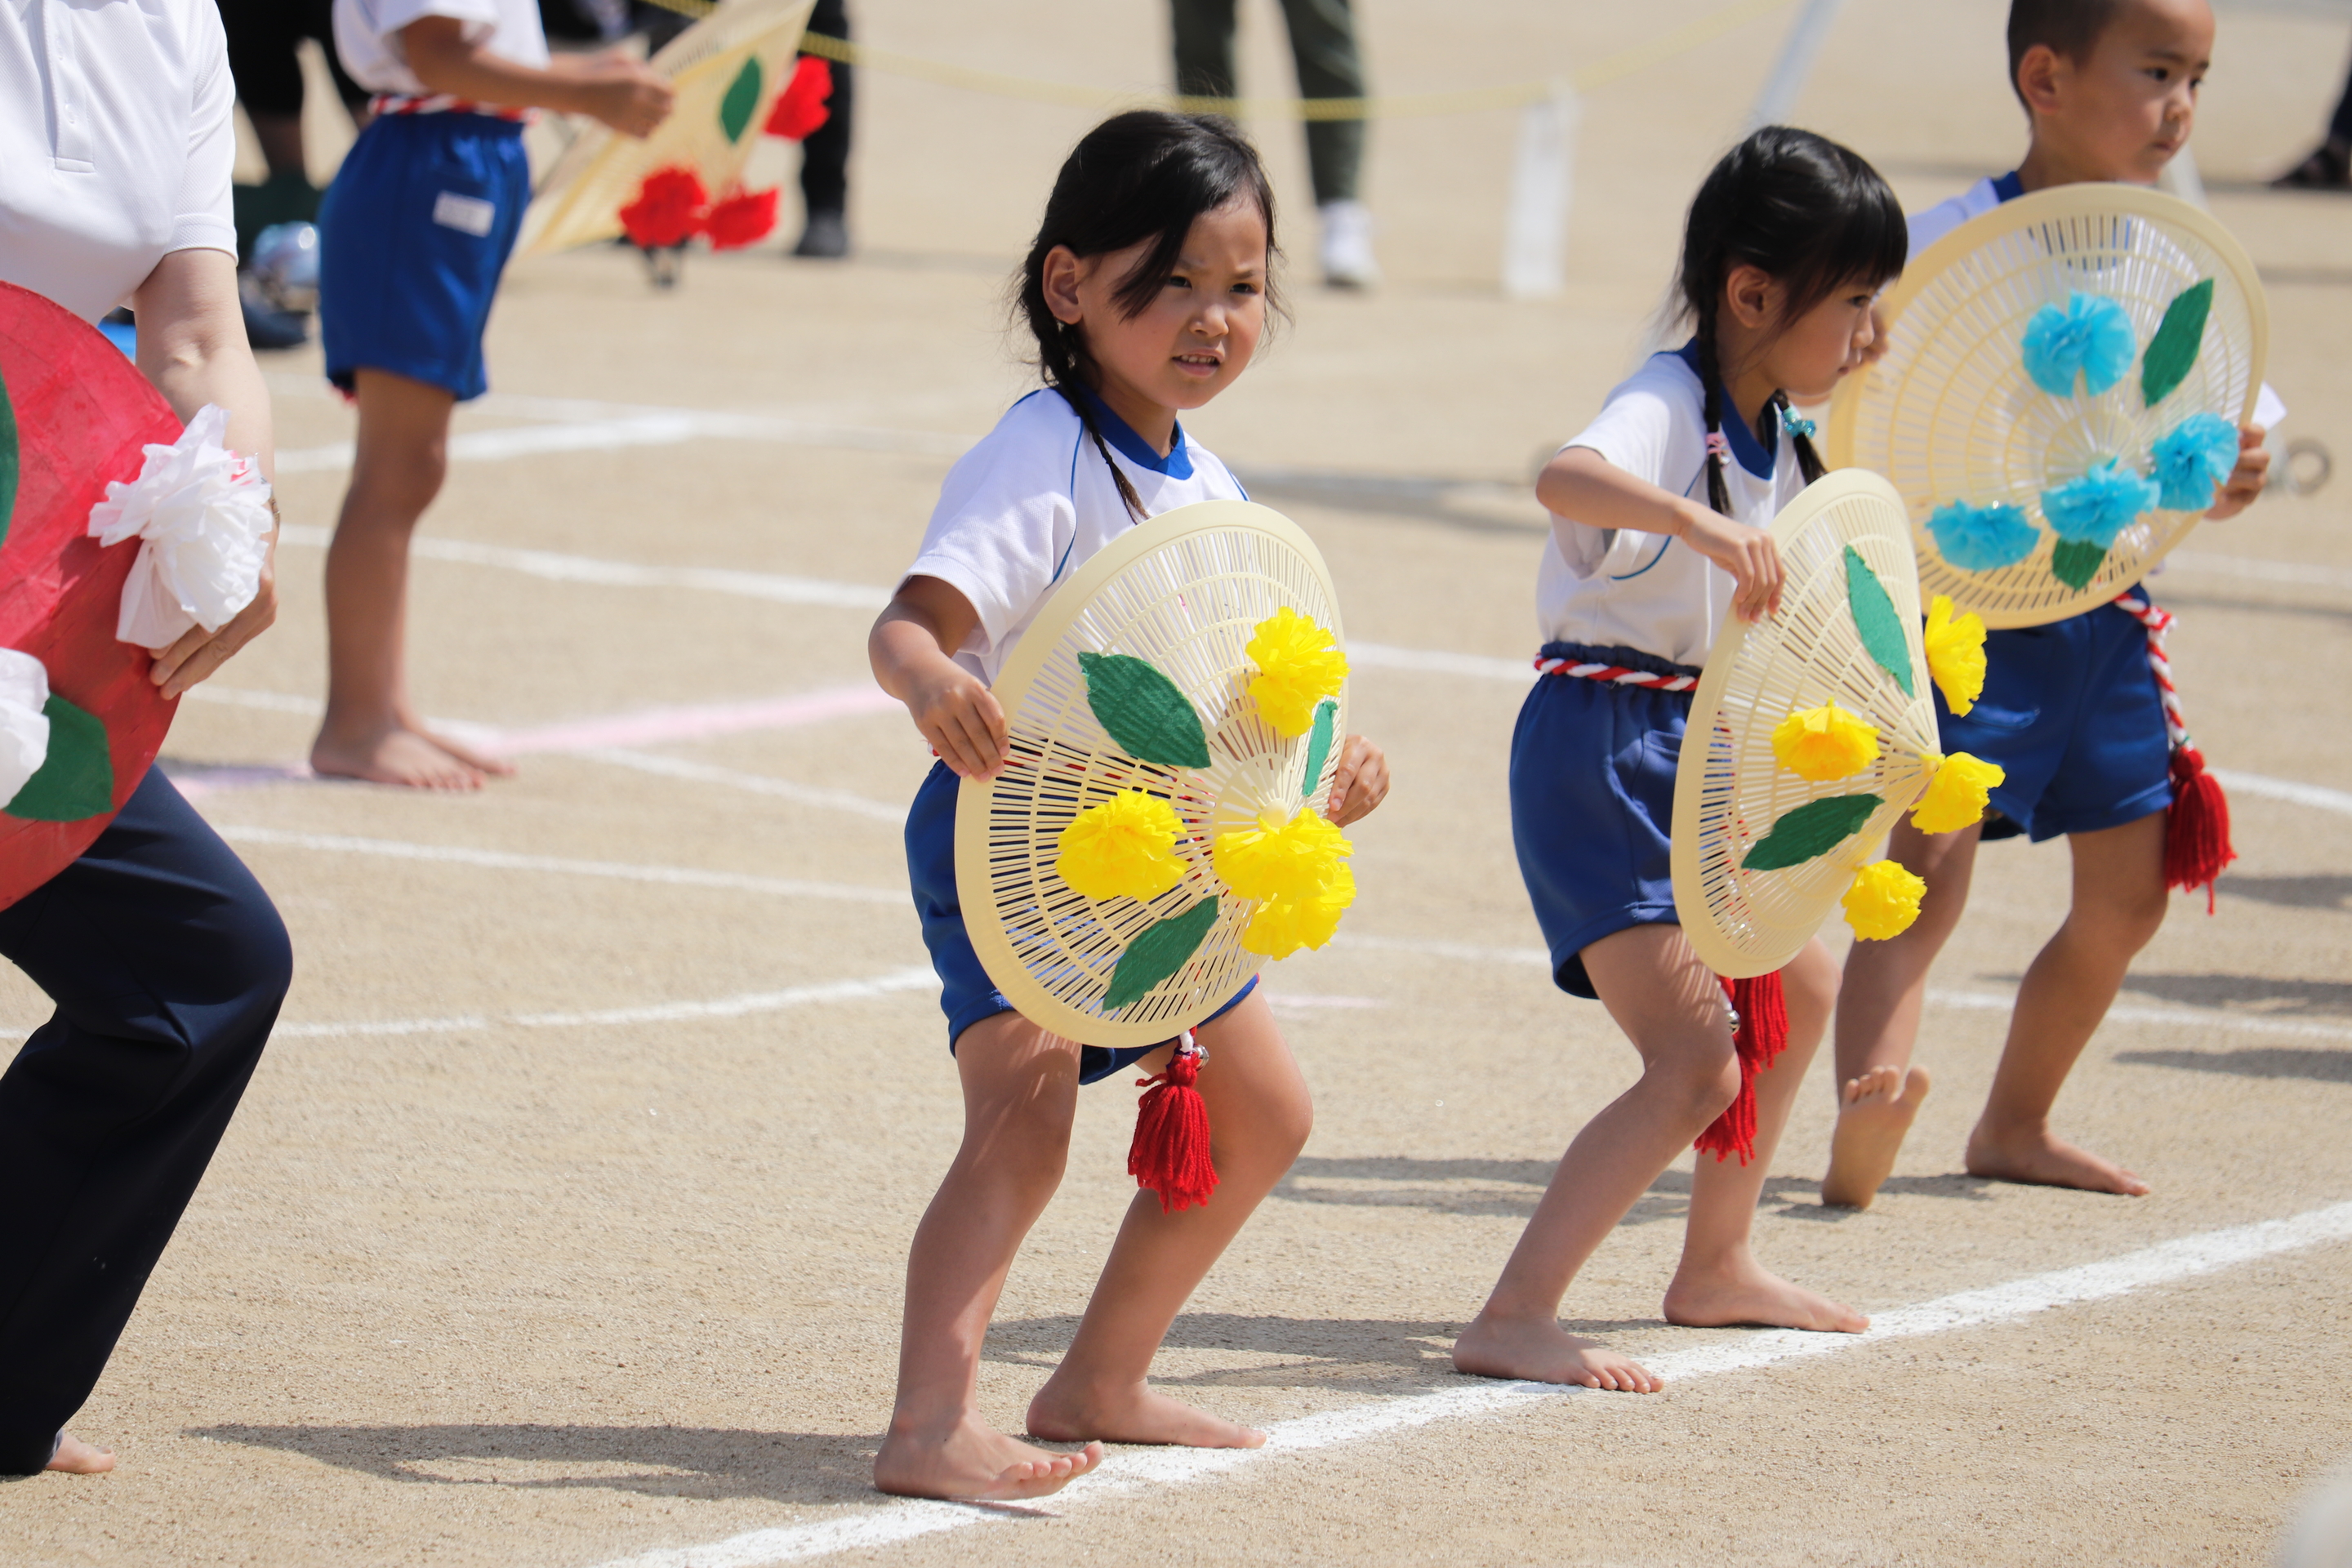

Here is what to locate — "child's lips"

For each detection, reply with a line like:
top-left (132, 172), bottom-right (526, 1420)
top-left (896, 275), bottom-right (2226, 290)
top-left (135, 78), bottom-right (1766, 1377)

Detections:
top-left (1173, 354), bottom-right (1223, 377)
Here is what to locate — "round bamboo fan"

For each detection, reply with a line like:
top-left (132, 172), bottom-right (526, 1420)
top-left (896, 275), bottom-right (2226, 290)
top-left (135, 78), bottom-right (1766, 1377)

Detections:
top-left (519, 0), bottom-right (816, 258)
top-left (1672, 471), bottom-right (1938, 978)
top-left (956, 501), bottom-right (1348, 1049)
top-left (1828, 185), bottom-right (2266, 628)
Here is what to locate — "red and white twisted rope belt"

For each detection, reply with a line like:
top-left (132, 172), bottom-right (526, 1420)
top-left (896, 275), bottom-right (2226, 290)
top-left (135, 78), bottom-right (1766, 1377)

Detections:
top-left (1532, 653), bottom-right (1698, 692)
top-left (2109, 588), bottom-right (2192, 751)
top-left (368, 93), bottom-right (537, 122)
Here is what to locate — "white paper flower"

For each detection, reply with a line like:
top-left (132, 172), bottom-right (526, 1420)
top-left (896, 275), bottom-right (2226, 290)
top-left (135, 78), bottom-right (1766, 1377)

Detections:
top-left (87, 404), bottom-right (273, 649)
top-left (0, 650), bottom-right (51, 807)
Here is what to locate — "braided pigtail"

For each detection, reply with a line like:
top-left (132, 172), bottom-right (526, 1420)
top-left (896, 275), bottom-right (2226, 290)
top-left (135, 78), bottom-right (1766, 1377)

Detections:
top-left (1773, 389), bottom-right (1829, 483)
top-left (1693, 301), bottom-right (1735, 519)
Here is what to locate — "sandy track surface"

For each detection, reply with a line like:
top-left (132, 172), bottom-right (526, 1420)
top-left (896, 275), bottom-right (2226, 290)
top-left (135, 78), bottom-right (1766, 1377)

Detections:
top-left (7, 2), bottom-right (2352, 1563)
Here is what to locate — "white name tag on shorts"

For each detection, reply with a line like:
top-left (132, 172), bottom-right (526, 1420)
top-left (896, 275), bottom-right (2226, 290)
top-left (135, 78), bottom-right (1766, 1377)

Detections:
top-left (432, 192), bottom-right (497, 237)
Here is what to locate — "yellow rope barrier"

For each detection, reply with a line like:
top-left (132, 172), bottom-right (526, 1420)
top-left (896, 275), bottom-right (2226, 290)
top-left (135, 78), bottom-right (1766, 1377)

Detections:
top-left (634, 0), bottom-right (1800, 119)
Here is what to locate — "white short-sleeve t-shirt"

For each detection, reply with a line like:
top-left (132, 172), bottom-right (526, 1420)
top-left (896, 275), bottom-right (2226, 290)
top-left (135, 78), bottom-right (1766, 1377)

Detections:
top-left (906, 389), bottom-right (1249, 687)
top-left (333, 0), bottom-right (550, 97)
top-left (1537, 345), bottom-right (1811, 669)
top-left (0, 0), bottom-right (238, 323)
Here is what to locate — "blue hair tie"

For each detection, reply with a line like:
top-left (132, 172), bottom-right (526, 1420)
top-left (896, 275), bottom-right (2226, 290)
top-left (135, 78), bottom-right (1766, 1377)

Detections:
top-left (1784, 415), bottom-right (1815, 439)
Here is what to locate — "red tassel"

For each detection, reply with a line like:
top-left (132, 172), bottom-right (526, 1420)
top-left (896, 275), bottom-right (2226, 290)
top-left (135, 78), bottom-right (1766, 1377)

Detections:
top-left (619, 166), bottom-right (708, 249)
top-left (2164, 746), bottom-right (2235, 914)
top-left (1128, 1033), bottom-right (1218, 1213)
top-left (764, 56), bottom-right (832, 140)
top-left (1695, 971), bottom-right (1790, 1165)
top-left (705, 187), bottom-right (781, 251)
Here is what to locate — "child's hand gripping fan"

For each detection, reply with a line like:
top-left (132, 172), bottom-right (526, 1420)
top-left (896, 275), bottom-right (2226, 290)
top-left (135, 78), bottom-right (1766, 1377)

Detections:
top-left (0, 282), bottom-right (256, 908)
top-left (953, 501), bottom-right (1354, 1213)
top-left (1670, 471), bottom-right (2003, 1165)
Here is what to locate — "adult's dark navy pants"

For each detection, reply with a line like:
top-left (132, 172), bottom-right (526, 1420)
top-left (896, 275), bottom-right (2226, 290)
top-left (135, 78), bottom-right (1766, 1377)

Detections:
top-left (0, 768), bottom-right (290, 1474)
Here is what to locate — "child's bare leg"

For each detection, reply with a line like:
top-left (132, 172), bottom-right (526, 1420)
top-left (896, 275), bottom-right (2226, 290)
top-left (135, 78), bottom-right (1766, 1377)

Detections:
top-left (1452, 924), bottom-right (1744, 1392)
top-left (1822, 821), bottom-right (1979, 1206)
top-left (1666, 939), bottom-right (1867, 1331)
top-left (310, 368), bottom-right (510, 790)
top-left (44, 1433), bottom-right (113, 1474)
top-left (1028, 990), bottom-right (1310, 1447)
top-left (873, 1013), bottom-right (1103, 1500)
top-left (1966, 812), bottom-right (2163, 1196)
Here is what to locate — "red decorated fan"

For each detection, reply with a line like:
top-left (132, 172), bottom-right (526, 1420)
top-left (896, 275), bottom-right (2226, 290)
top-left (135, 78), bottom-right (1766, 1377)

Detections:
top-left (0, 281), bottom-right (185, 908)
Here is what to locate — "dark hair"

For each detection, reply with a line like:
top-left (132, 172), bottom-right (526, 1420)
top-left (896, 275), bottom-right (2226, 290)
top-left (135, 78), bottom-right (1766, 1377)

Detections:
top-left (2007, 0), bottom-right (2126, 110)
top-left (1014, 111), bottom-right (1280, 523)
top-left (1673, 125), bottom-right (1907, 517)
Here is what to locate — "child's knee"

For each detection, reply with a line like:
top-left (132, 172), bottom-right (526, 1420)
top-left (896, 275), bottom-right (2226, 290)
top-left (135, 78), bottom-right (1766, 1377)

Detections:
top-left (1652, 1045), bottom-right (1742, 1128)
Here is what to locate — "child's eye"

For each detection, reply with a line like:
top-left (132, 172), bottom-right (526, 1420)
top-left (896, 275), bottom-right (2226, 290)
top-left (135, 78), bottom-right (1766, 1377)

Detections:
top-left (1166, 274), bottom-right (1194, 290)
top-left (1231, 281), bottom-right (1259, 296)
top-left (2148, 66), bottom-right (2170, 82)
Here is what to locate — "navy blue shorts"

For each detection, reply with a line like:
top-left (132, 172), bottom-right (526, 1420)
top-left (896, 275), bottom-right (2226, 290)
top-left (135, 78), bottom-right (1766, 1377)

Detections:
top-left (318, 111), bottom-right (529, 403)
top-left (1510, 644), bottom-right (1696, 1000)
top-left (903, 762), bottom-right (1256, 1085)
top-left (1937, 599), bottom-right (2172, 844)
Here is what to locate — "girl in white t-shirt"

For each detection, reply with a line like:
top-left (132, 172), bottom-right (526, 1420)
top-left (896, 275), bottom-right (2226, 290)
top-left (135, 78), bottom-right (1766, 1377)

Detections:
top-left (1452, 127), bottom-right (1907, 1393)
top-left (866, 112), bottom-right (1389, 1503)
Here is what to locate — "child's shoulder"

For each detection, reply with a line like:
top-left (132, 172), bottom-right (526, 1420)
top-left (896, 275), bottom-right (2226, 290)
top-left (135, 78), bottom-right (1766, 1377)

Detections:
top-left (1906, 173), bottom-right (2015, 259)
top-left (1587, 349), bottom-right (1705, 431)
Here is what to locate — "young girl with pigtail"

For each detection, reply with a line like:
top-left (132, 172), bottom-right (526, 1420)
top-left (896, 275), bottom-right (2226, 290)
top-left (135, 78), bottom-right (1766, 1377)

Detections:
top-left (867, 111), bottom-right (1389, 1500)
top-left (1452, 127), bottom-right (1905, 1392)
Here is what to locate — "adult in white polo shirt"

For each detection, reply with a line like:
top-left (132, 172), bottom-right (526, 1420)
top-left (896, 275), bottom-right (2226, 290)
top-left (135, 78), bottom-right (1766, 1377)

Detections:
top-left (0, 0), bottom-right (294, 1479)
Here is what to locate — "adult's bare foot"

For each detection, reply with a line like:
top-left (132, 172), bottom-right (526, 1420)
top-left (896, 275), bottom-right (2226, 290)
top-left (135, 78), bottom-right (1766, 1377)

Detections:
top-left (1966, 1121), bottom-right (2149, 1196)
top-left (311, 722), bottom-right (486, 791)
top-left (1821, 1064), bottom-right (1931, 1209)
top-left (1664, 1259), bottom-right (1868, 1333)
top-left (872, 1414), bottom-right (1101, 1501)
top-left (45, 1433), bottom-right (114, 1475)
top-left (1027, 1379), bottom-right (1265, 1448)
top-left (1450, 1312), bottom-right (1661, 1392)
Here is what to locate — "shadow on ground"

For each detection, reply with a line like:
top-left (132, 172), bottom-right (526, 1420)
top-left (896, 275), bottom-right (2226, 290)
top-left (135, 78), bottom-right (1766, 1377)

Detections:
top-left (2216, 873), bottom-right (2352, 913)
top-left (1270, 1156), bottom-right (1994, 1225)
top-left (2117, 1045), bottom-right (2352, 1083)
top-left (2115, 972), bottom-right (2352, 1018)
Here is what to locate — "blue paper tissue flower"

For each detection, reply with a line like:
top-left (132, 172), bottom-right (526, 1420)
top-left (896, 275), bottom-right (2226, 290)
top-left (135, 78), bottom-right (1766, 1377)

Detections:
top-left (2149, 412), bottom-right (2241, 511)
top-left (2020, 292), bottom-right (2138, 399)
top-left (2042, 459), bottom-right (2162, 547)
top-left (1927, 500), bottom-right (2042, 572)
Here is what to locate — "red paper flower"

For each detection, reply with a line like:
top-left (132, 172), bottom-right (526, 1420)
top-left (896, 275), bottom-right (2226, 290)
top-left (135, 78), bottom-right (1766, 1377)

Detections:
top-left (764, 56), bottom-right (831, 140)
top-left (705, 187), bottom-right (781, 251)
top-left (619, 166), bottom-right (709, 249)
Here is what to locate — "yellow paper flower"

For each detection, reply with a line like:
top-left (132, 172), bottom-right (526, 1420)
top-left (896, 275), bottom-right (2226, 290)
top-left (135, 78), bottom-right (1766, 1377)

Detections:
top-left (1245, 607), bottom-right (1349, 737)
top-left (1909, 751), bottom-right (2006, 835)
top-left (1213, 807), bottom-right (1352, 904)
top-left (1771, 702), bottom-right (1881, 782)
top-left (1842, 858), bottom-right (1927, 941)
top-left (1241, 865), bottom-right (1357, 958)
top-left (1055, 791), bottom-right (1187, 902)
top-left (1924, 595), bottom-right (1989, 716)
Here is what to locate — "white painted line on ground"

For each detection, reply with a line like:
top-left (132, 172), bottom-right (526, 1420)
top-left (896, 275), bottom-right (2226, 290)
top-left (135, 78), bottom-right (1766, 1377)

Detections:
top-left (580, 1197), bottom-right (2352, 1568)
top-left (2213, 768), bottom-right (2352, 818)
top-left (1348, 641), bottom-right (1532, 684)
top-left (1333, 932), bottom-right (1550, 967)
top-left (274, 967), bottom-right (936, 1040)
top-left (274, 409), bottom-right (970, 477)
top-left (574, 749), bottom-right (905, 822)
top-left (2168, 549), bottom-right (2352, 594)
top-left (212, 825), bottom-right (902, 905)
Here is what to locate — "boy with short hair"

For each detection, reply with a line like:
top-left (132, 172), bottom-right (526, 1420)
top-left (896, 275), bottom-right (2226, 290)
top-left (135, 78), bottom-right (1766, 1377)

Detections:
top-left (313, 0), bottom-right (672, 789)
top-left (1822, 0), bottom-right (2275, 1209)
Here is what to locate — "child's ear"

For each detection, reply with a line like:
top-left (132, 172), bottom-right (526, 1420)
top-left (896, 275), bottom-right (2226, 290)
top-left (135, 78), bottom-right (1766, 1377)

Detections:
top-left (1041, 245), bottom-right (1088, 326)
top-left (1724, 263), bottom-right (1777, 332)
top-left (2016, 42), bottom-right (2070, 120)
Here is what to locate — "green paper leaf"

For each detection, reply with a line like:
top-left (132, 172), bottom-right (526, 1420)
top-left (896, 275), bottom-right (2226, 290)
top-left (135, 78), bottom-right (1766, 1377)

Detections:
top-left (1079, 652), bottom-right (1211, 769)
top-left (2140, 277), bottom-right (2213, 408)
top-left (718, 56), bottom-right (764, 143)
top-left (1298, 699), bottom-right (1338, 807)
top-left (7, 696), bottom-right (114, 822)
top-left (1741, 792), bottom-right (1885, 871)
top-left (1842, 546), bottom-right (1915, 698)
top-left (2050, 537), bottom-right (2108, 590)
top-left (0, 363), bottom-right (16, 547)
top-left (1105, 898), bottom-right (1220, 1010)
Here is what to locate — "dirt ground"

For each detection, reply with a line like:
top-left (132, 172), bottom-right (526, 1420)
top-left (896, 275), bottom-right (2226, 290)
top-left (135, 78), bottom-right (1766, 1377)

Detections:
top-left (7, 1), bottom-right (2352, 1563)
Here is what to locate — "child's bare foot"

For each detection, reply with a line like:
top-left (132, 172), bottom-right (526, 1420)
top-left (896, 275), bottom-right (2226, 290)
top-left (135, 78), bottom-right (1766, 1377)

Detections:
top-left (310, 722), bottom-right (486, 791)
top-left (1450, 1312), bottom-right (1662, 1392)
top-left (1966, 1121), bottom-right (2149, 1195)
top-left (872, 1414), bottom-right (1101, 1501)
top-left (1026, 1379), bottom-right (1266, 1448)
top-left (1821, 1064), bottom-right (1931, 1209)
top-left (45, 1433), bottom-right (114, 1474)
top-left (1664, 1259), bottom-right (1868, 1333)
top-left (413, 725), bottom-right (515, 779)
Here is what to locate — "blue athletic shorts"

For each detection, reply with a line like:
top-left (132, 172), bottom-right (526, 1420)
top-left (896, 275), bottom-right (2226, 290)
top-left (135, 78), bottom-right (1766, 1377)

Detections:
top-left (318, 111), bottom-right (529, 403)
top-left (903, 761), bottom-right (1257, 1084)
top-left (1509, 643), bottom-right (1696, 1000)
top-left (1936, 599), bottom-right (2172, 843)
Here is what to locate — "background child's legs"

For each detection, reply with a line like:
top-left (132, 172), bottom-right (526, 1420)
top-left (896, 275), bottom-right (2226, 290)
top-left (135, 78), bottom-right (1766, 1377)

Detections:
top-left (1666, 938), bottom-right (1864, 1330)
top-left (875, 1009), bottom-right (1099, 1499)
top-left (1823, 820), bottom-right (1982, 1205)
top-left (311, 368), bottom-right (514, 791)
top-left (1029, 989), bottom-right (1312, 1446)
top-left (1966, 811), bottom-right (2165, 1195)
